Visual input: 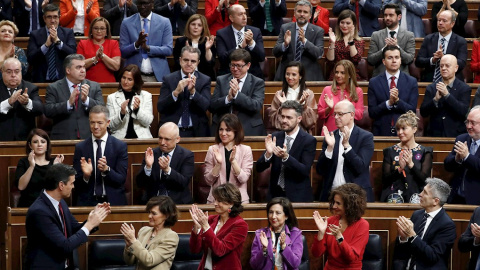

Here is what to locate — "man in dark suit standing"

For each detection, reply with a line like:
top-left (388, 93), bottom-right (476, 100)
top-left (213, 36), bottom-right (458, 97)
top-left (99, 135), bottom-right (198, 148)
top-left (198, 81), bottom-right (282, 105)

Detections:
top-left (367, 4), bottom-right (415, 77)
top-left (332, 0), bottom-right (381, 37)
top-left (368, 45), bottom-right (418, 136)
top-left (317, 100), bottom-right (374, 202)
top-left (210, 49), bottom-right (266, 136)
top-left (14, 0), bottom-right (49, 37)
top-left (216, 4), bottom-right (265, 79)
top-left (256, 100), bottom-right (316, 202)
top-left (73, 105), bottom-right (128, 206)
top-left (153, 0), bottom-right (197, 36)
top-left (444, 106), bottom-right (480, 205)
top-left (45, 54), bottom-right (104, 140)
top-left (27, 4), bottom-right (77, 83)
top-left (0, 58), bottom-right (43, 141)
top-left (393, 178), bottom-right (456, 270)
top-left (420, 54), bottom-right (471, 137)
top-left (458, 206), bottom-right (480, 270)
top-left (415, 10), bottom-right (467, 82)
top-left (102, 0), bottom-right (138, 36)
top-left (158, 46), bottom-right (211, 137)
top-left (273, 0), bottom-right (324, 81)
top-left (136, 122), bottom-right (194, 204)
top-left (247, 0), bottom-right (286, 36)
top-left (25, 163), bottom-right (111, 269)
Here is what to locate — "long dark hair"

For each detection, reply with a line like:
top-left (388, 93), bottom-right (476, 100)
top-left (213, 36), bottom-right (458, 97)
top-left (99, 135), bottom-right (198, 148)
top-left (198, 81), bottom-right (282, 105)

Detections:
top-left (281, 61), bottom-right (307, 101)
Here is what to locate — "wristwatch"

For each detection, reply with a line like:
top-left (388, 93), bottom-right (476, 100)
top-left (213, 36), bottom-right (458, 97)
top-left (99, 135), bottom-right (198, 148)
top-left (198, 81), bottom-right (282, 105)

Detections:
top-left (348, 41), bottom-right (355, 46)
top-left (337, 237), bottom-right (344, 244)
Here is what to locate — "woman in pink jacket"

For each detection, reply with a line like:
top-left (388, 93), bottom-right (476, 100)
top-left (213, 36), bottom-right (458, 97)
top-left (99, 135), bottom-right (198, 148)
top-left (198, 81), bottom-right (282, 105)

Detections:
top-left (204, 113), bottom-right (253, 204)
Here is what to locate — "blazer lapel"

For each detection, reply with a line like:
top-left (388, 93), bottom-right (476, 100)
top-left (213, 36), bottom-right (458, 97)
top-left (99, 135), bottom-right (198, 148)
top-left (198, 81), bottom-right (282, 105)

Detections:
top-left (41, 193), bottom-right (64, 231)
top-left (289, 129), bottom-right (304, 157)
top-left (227, 26), bottom-right (236, 48)
top-left (381, 74), bottom-right (390, 100)
top-left (104, 135), bottom-right (113, 160)
top-left (60, 78), bottom-right (72, 102)
top-left (241, 74), bottom-right (253, 96)
top-left (115, 91), bottom-right (125, 107)
top-left (446, 34), bottom-right (456, 54)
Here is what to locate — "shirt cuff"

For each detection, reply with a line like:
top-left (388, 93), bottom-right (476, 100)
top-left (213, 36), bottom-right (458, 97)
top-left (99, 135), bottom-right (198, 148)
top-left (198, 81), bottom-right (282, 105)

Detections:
top-left (81, 226), bottom-right (90, 236)
top-left (56, 41), bottom-right (63, 50)
top-left (144, 165), bottom-right (152, 176)
top-left (225, 96), bottom-right (231, 104)
top-left (41, 44), bottom-right (48, 54)
top-left (164, 167), bottom-right (171, 175)
top-left (247, 40), bottom-right (256, 50)
top-left (172, 92), bottom-right (178, 102)
top-left (260, 1), bottom-right (265, 7)
top-left (264, 153), bottom-right (272, 161)
top-left (344, 146), bottom-right (352, 153)
top-left (83, 97), bottom-right (90, 108)
top-left (474, 237), bottom-right (480, 246)
top-left (0, 99), bottom-right (12, 113)
top-left (24, 99), bottom-right (33, 111)
top-left (358, 0), bottom-right (366, 5)
top-left (325, 149), bottom-right (333, 159)
top-left (282, 154), bottom-right (289, 162)
top-left (386, 100), bottom-right (393, 110)
top-left (398, 236), bottom-right (408, 243)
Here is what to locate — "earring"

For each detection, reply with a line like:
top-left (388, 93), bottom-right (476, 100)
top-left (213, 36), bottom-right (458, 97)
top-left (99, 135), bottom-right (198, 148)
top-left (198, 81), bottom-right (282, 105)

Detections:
top-left (228, 208), bottom-right (232, 213)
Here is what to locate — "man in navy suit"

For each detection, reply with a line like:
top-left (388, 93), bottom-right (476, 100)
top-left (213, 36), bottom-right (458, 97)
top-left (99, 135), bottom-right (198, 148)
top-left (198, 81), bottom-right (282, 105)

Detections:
top-left (27, 4), bottom-right (77, 83)
top-left (393, 178), bottom-right (456, 270)
top-left (136, 122), bottom-right (194, 204)
top-left (332, 0), bottom-right (381, 37)
top-left (73, 105), bottom-right (128, 206)
top-left (368, 45), bottom-right (418, 136)
top-left (420, 54), bottom-right (471, 137)
top-left (216, 4), bottom-right (265, 79)
top-left (158, 46), bottom-right (211, 137)
top-left (14, 0), bottom-right (49, 37)
top-left (210, 49), bottom-right (266, 136)
top-left (120, 0), bottom-right (173, 82)
top-left (444, 106), bottom-right (480, 205)
top-left (256, 101), bottom-right (317, 202)
top-left (247, 0), bottom-right (287, 36)
top-left (317, 100), bottom-right (374, 202)
top-left (25, 163), bottom-right (111, 270)
top-left (103, 0), bottom-right (138, 36)
top-left (458, 206), bottom-right (480, 270)
top-left (415, 10), bottom-right (467, 82)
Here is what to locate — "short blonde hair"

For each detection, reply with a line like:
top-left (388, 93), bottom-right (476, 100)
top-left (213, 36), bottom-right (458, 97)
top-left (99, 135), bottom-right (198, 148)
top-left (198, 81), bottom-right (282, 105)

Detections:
top-left (0, 20), bottom-right (19, 38)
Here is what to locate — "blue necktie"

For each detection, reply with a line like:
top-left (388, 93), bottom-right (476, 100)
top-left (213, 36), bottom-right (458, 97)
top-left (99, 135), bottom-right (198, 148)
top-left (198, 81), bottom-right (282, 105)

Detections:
top-left (294, 34), bottom-right (304, 61)
top-left (141, 18), bottom-right (149, 59)
top-left (46, 46), bottom-right (57, 80)
top-left (181, 76), bottom-right (191, 128)
top-left (433, 38), bottom-right (446, 83)
top-left (158, 153), bottom-right (169, 196)
top-left (95, 139), bottom-right (103, 196)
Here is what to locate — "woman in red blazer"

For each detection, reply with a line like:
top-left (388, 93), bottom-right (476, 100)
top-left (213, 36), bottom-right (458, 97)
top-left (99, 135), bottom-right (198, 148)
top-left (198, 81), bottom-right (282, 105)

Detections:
top-left (471, 40), bottom-right (480, 83)
top-left (205, 0), bottom-right (238, 35)
top-left (190, 183), bottom-right (248, 270)
top-left (60, 0), bottom-right (100, 36)
top-left (292, 0), bottom-right (329, 35)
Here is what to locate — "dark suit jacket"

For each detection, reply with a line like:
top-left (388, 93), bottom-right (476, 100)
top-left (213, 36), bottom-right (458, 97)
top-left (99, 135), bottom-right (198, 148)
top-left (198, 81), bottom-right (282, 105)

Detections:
top-left (393, 208), bottom-right (456, 270)
top-left (136, 146), bottom-right (194, 204)
top-left (256, 129), bottom-right (317, 202)
top-left (102, 0), bottom-right (138, 36)
top-left (0, 80), bottom-right (43, 141)
top-left (420, 79), bottom-right (471, 137)
top-left (27, 27), bottom-right (77, 83)
top-left (247, 0), bottom-right (287, 36)
top-left (332, 0), bottom-right (381, 37)
top-left (154, 0), bottom-right (197, 35)
top-left (444, 133), bottom-right (480, 205)
top-left (210, 73), bottom-right (266, 136)
top-left (44, 78), bottom-right (104, 140)
top-left (415, 32), bottom-right (468, 82)
top-left (368, 71), bottom-right (419, 136)
top-left (273, 22), bottom-right (324, 81)
top-left (316, 125), bottom-right (374, 202)
top-left (73, 135), bottom-right (128, 206)
top-left (173, 36), bottom-right (217, 80)
top-left (216, 25), bottom-right (265, 79)
top-left (458, 206), bottom-right (480, 270)
top-left (25, 192), bottom-right (92, 270)
top-left (13, 0), bottom-right (47, 37)
top-left (158, 70), bottom-right (211, 137)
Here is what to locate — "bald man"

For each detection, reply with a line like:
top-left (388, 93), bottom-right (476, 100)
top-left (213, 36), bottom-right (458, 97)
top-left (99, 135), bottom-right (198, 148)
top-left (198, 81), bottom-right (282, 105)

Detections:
top-left (420, 54), bottom-right (471, 137)
top-left (136, 122), bottom-right (194, 204)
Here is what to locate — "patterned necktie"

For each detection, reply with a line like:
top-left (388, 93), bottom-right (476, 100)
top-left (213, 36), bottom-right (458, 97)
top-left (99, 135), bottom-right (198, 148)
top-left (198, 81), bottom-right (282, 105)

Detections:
top-left (264, 0), bottom-right (273, 32)
top-left (95, 139), bottom-right (103, 197)
top-left (390, 31), bottom-right (396, 38)
top-left (46, 45), bottom-right (57, 81)
top-left (471, 141), bottom-right (478, 156)
top-left (390, 76), bottom-right (396, 89)
top-left (409, 213), bottom-right (429, 270)
top-left (181, 76), bottom-right (190, 128)
top-left (277, 136), bottom-right (293, 190)
top-left (141, 18), bottom-right (149, 59)
top-left (294, 34), bottom-right (304, 61)
top-left (237, 31), bottom-right (243, 48)
top-left (433, 38), bottom-right (446, 83)
top-left (58, 203), bottom-right (69, 267)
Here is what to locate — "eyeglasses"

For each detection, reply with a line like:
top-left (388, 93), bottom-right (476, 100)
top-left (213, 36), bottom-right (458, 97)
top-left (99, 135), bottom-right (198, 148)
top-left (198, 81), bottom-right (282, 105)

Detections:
top-left (229, 63), bottom-right (247, 69)
top-left (93, 27), bottom-right (107, 32)
top-left (333, 111), bottom-right (353, 117)
top-left (45, 15), bottom-right (59, 20)
top-left (465, 120), bottom-right (480, 126)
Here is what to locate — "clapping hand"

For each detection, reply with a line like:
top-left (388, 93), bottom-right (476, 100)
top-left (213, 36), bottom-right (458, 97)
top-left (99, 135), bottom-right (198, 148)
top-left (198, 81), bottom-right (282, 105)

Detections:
top-left (189, 204), bottom-right (209, 231)
top-left (327, 223), bottom-right (343, 240)
top-left (86, 0), bottom-right (94, 14)
top-left (80, 157), bottom-right (93, 178)
top-left (244, 29), bottom-right (253, 46)
top-left (328, 27), bottom-right (336, 43)
top-left (276, 91), bottom-right (287, 104)
top-left (341, 126), bottom-right (351, 149)
top-left (54, 154), bottom-right (65, 164)
top-left (323, 126), bottom-right (335, 150)
top-left (132, 96), bottom-right (140, 110)
top-left (324, 93), bottom-right (333, 108)
top-left (454, 141), bottom-right (469, 162)
top-left (279, 232), bottom-right (287, 250)
top-left (17, 89), bottom-right (30, 105)
top-left (299, 91), bottom-right (309, 104)
top-left (145, 147), bottom-right (154, 169)
top-left (284, 30), bottom-right (292, 47)
top-left (80, 84), bottom-right (90, 103)
top-left (260, 231), bottom-right (269, 249)
top-left (205, 35), bottom-right (215, 50)
top-left (28, 150), bottom-right (36, 167)
top-left (313, 211), bottom-right (328, 240)
top-left (212, 145), bottom-right (223, 164)
top-left (120, 223), bottom-right (136, 246)
top-left (265, 134), bottom-right (276, 158)
top-left (229, 145), bottom-right (237, 162)
top-left (120, 99), bottom-right (130, 115)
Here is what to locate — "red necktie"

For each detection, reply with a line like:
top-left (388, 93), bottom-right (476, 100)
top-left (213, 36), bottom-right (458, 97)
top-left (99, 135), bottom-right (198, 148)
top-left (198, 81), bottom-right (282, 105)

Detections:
top-left (58, 203), bottom-right (69, 267)
top-left (390, 76), bottom-right (396, 89)
top-left (355, 2), bottom-right (360, 28)
top-left (73, 84), bottom-right (79, 110)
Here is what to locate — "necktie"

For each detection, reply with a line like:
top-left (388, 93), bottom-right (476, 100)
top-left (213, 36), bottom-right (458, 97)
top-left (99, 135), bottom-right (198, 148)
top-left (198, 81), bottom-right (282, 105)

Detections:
top-left (158, 153), bottom-right (169, 196)
top-left (221, 6), bottom-right (226, 21)
top-left (46, 45), bottom-right (57, 81)
top-left (294, 34), bottom-right (303, 61)
top-left (58, 203), bottom-right (69, 267)
top-left (72, 84), bottom-right (79, 110)
top-left (171, 4), bottom-right (181, 34)
top-left (355, 2), bottom-right (360, 32)
top-left (237, 31), bottom-right (243, 48)
top-left (181, 76), bottom-right (190, 128)
top-left (471, 141), bottom-right (478, 156)
top-left (95, 139), bottom-right (103, 197)
top-left (7, 87), bottom-right (16, 96)
top-left (123, 3), bottom-right (127, 18)
top-left (277, 136), bottom-right (293, 189)
top-left (264, 0), bottom-right (273, 32)
top-left (141, 18), bottom-right (149, 59)
top-left (31, 0), bottom-right (38, 31)
top-left (409, 213), bottom-right (429, 270)
top-left (390, 76), bottom-right (396, 89)
top-left (433, 38), bottom-right (446, 83)
top-left (390, 31), bottom-right (396, 38)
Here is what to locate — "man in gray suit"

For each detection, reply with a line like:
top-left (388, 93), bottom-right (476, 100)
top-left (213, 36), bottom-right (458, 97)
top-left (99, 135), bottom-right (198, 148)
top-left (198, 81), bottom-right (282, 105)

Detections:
top-left (102, 0), bottom-right (138, 36)
top-left (45, 54), bottom-right (104, 140)
top-left (367, 3), bottom-right (415, 77)
top-left (210, 49), bottom-right (266, 136)
top-left (273, 0), bottom-right (324, 81)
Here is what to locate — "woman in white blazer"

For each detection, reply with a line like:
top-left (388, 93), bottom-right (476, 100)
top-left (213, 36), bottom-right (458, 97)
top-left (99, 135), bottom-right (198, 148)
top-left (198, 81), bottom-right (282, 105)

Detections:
top-left (107, 64), bottom-right (153, 139)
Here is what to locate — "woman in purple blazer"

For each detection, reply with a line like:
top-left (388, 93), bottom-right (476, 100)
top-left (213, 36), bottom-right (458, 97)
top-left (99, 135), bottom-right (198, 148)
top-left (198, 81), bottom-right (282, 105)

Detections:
top-left (250, 197), bottom-right (304, 270)
top-left (204, 114), bottom-right (253, 204)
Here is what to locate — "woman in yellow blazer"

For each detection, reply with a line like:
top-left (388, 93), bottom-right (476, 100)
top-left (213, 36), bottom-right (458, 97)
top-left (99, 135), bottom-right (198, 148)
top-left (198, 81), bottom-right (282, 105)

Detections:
top-left (121, 196), bottom-right (179, 270)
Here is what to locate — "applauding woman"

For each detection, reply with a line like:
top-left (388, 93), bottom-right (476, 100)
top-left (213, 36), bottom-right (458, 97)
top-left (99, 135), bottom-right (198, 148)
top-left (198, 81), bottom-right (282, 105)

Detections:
top-left (250, 197), bottom-right (303, 270)
top-left (15, 129), bottom-right (64, 207)
top-left (269, 61), bottom-right (317, 134)
top-left (204, 114), bottom-right (252, 204)
top-left (312, 183), bottom-right (369, 270)
top-left (326, 10), bottom-right (364, 81)
top-left (190, 183), bottom-right (248, 270)
top-left (122, 196), bottom-right (179, 269)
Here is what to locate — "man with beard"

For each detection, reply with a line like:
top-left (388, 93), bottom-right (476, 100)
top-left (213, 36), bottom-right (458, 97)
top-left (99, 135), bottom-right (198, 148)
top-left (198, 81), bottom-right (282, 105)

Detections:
top-left (367, 3), bottom-right (415, 77)
top-left (316, 100), bottom-right (374, 202)
top-left (256, 100), bottom-right (317, 202)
